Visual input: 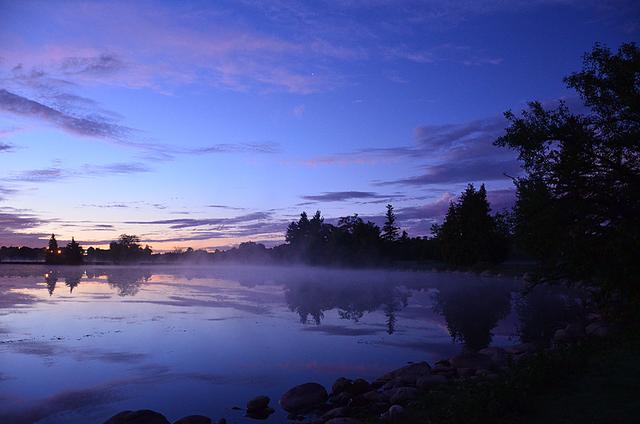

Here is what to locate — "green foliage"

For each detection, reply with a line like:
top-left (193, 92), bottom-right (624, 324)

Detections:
top-left (432, 184), bottom-right (510, 267)
top-left (495, 43), bottom-right (640, 298)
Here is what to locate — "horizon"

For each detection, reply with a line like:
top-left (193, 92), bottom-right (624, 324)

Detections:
top-left (1, 0), bottom-right (638, 251)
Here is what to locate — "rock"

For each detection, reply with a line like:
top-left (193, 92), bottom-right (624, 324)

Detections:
top-left (478, 347), bottom-right (510, 367)
top-left (389, 387), bottom-right (418, 405)
top-left (103, 410), bottom-right (170, 424)
top-left (362, 390), bottom-right (387, 403)
top-left (246, 395), bottom-right (270, 412)
top-left (332, 377), bottom-right (353, 395)
top-left (416, 374), bottom-right (448, 390)
top-left (380, 404), bottom-right (405, 421)
top-left (373, 362), bottom-right (431, 387)
top-left (349, 378), bottom-right (370, 395)
top-left (328, 391), bottom-right (352, 406)
top-left (280, 382), bottom-right (328, 412)
top-left (321, 406), bottom-right (350, 420)
top-left (431, 365), bottom-right (457, 378)
top-left (325, 419), bottom-right (364, 424)
top-left (586, 321), bottom-right (610, 337)
top-left (173, 416), bottom-right (211, 424)
top-left (449, 353), bottom-right (493, 370)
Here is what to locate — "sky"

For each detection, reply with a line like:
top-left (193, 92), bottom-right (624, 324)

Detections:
top-left (0, 0), bottom-right (638, 251)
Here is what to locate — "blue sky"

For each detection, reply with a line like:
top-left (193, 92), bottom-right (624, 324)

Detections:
top-left (1, 0), bottom-right (638, 250)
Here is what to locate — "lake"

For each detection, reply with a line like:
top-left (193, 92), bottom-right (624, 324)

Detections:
top-left (0, 265), bottom-right (584, 423)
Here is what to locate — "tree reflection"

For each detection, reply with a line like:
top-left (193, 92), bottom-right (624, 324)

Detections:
top-left (64, 271), bottom-right (83, 293)
top-left (515, 285), bottom-right (584, 346)
top-left (285, 281), bottom-right (410, 332)
top-left (44, 271), bottom-right (58, 296)
top-left (433, 280), bottom-right (511, 351)
top-left (106, 269), bottom-right (152, 296)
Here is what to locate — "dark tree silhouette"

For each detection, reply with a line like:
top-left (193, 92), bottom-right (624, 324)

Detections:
top-left (45, 234), bottom-right (61, 264)
top-left (432, 184), bottom-right (509, 267)
top-left (109, 234), bottom-right (152, 263)
top-left (495, 42), bottom-right (640, 298)
top-left (382, 204), bottom-right (399, 241)
top-left (64, 237), bottom-right (84, 265)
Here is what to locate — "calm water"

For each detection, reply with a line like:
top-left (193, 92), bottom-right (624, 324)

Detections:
top-left (0, 265), bottom-right (584, 423)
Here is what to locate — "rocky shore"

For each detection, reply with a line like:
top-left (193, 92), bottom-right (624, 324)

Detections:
top-left (103, 315), bottom-right (611, 424)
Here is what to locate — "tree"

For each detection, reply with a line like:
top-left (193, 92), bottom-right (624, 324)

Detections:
top-left (109, 234), bottom-right (145, 263)
top-left (381, 204), bottom-right (400, 241)
top-left (495, 43), bottom-right (640, 298)
top-left (432, 184), bottom-right (509, 267)
top-left (64, 237), bottom-right (84, 265)
top-left (45, 234), bottom-right (61, 264)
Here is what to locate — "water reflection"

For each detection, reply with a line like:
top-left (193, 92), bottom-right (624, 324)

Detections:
top-left (284, 282), bottom-right (410, 334)
top-left (45, 271), bottom-right (58, 296)
top-left (433, 279), bottom-right (512, 351)
top-left (42, 269), bottom-right (152, 297)
top-left (515, 285), bottom-right (585, 346)
top-left (64, 271), bottom-right (83, 293)
top-left (32, 266), bottom-right (583, 349)
top-left (0, 265), bottom-right (588, 424)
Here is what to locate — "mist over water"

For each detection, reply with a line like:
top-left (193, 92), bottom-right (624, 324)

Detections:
top-left (0, 265), bottom-right (585, 423)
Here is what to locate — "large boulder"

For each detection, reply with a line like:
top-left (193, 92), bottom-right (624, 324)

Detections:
top-left (373, 362), bottom-right (431, 387)
top-left (280, 382), bottom-right (328, 412)
top-left (449, 353), bottom-right (493, 370)
top-left (380, 404), bottom-right (405, 421)
top-left (246, 395), bottom-right (270, 412)
top-left (349, 378), bottom-right (371, 395)
top-left (388, 387), bottom-right (418, 405)
top-left (103, 410), bottom-right (170, 424)
top-left (246, 395), bottom-right (274, 419)
top-left (332, 377), bottom-right (353, 396)
top-left (173, 416), bottom-right (211, 424)
top-left (416, 374), bottom-right (448, 390)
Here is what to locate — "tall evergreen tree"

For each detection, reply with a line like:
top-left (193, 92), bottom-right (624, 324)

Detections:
top-left (45, 234), bottom-right (60, 264)
top-left (64, 237), bottom-right (84, 265)
top-left (382, 204), bottom-right (400, 241)
top-left (432, 184), bottom-right (509, 266)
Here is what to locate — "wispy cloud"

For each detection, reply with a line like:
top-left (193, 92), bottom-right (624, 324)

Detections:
top-left (0, 89), bottom-right (132, 142)
top-left (126, 211), bottom-right (272, 229)
top-left (301, 191), bottom-right (404, 203)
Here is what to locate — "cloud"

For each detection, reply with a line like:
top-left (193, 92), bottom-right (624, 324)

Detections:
top-left (0, 89), bottom-right (132, 142)
top-left (301, 191), bottom-right (404, 203)
top-left (126, 211), bottom-right (272, 229)
top-left (377, 158), bottom-right (521, 186)
top-left (0, 210), bottom-right (46, 246)
top-left (207, 204), bottom-right (246, 211)
top-left (5, 161), bottom-right (150, 183)
top-left (60, 53), bottom-right (126, 76)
